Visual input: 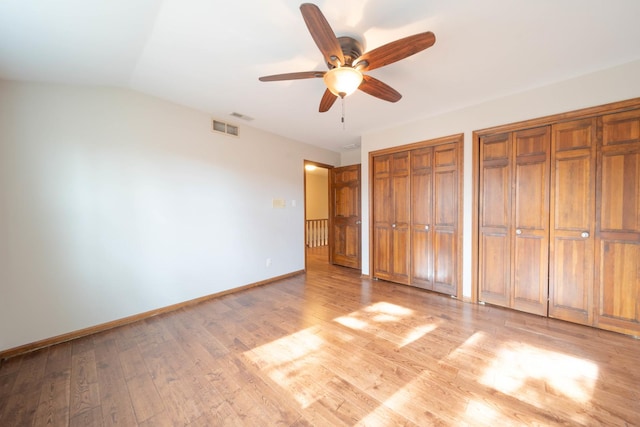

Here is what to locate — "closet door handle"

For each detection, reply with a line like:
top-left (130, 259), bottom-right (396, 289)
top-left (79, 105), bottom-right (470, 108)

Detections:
top-left (392, 224), bottom-right (396, 228)
top-left (515, 229), bottom-right (522, 235)
top-left (581, 231), bottom-right (590, 238)
top-left (425, 225), bottom-right (430, 231)
top-left (356, 220), bottom-right (362, 225)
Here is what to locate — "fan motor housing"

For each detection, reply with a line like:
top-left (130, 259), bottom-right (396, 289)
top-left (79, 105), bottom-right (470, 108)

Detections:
top-left (328, 36), bottom-right (364, 68)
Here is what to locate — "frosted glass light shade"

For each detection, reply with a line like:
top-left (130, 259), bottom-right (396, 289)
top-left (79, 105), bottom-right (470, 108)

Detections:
top-left (323, 67), bottom-right (363, 97)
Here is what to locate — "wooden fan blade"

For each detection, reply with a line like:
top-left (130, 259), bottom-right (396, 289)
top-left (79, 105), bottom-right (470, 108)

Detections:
top-left (355, 32), bottom-right (435, 72)
top-left (259, 71), bottom-right (325, 82)
top-left (300, 3), bottom-right (344, 67)
top-left (319, 89), bottom-right (338, 112)
top-left (358, 75), bottom-right (402, 103)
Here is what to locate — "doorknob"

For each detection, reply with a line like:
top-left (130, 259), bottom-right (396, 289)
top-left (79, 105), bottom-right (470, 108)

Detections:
top-left (356, 220), bottom-right (362, 225)
top-left (581, 231), bottom-right (590, 238)
top-left (392, 224), bottom-right (396, 228)
top-left (515, 229), bottom-right (522, 235)
top-left (425, 225), bottom-right (430, 231)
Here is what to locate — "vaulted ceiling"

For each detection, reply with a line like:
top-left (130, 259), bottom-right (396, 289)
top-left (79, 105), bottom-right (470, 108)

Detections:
top-left (2, 0), bottom-right (640, 152)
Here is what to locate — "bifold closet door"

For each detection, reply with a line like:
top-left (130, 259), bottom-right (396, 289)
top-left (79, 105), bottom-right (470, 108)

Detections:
top-left (595, 109), bottom-right (640, 336)
top-left (548, 118), bottom-right (596, 325)
top-left (373, 152), bottom-right (410, 284)
top-left (479, 126), bottom-right (550, 315)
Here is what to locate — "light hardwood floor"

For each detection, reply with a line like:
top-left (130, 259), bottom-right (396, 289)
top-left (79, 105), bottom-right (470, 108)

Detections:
top-left (1, 246), bottom-right (639, 426)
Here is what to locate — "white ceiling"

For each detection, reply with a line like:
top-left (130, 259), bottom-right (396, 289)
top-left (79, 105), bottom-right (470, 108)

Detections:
top-left (1, 0), bottom-right (640, 152)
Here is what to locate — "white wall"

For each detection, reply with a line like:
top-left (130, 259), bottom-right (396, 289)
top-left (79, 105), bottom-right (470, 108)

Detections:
top-left (360, 59), bottom-right (640, 299)
top-left (0, 81), bottom-right (340, 352)
top-left (340, 148), bottom-right (361, 166)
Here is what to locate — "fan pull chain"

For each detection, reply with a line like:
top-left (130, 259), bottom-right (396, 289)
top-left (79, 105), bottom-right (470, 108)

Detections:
top-left (341, 96), bottom-right (346, 130)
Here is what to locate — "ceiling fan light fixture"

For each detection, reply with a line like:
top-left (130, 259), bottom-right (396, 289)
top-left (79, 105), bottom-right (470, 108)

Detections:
top-left (323, 66), bottom-right (363, 98)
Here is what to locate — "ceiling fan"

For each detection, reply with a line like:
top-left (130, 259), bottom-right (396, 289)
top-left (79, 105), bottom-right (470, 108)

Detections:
top-left (258, 3), bottom-right (436, 113)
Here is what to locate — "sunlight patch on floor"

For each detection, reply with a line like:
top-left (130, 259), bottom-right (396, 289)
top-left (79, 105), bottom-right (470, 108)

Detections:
top-left (243, 327), bottom-right (328, 408)
top-left (465, 399), bottom-right (502, 425)
top-left (399, 324), bottom-right (438, 347)
top-left (365, 301), bottom-right (413, 320)
top-left (480, 341), bottom-right (599, 404)
top-left (334, 301), bottom-right (438, 347)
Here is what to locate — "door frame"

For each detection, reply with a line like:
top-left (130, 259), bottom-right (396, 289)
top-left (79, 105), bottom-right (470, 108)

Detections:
top-left (303, 160), bottom-right (334, 271)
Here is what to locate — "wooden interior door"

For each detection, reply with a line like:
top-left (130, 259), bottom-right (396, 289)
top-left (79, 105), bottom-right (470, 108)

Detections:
top-left (479, 132), bottom-right (512, 307)
top-left (373, 152), bottom-right (410, 284)
top-left (549, 118), bottom-right (596, 325)
top-left (330, 164), bottom-right (361, 269)
top-left (511, 126), bottom-right (550, 316)
top-left (595, 109), bottom-right (640, 336)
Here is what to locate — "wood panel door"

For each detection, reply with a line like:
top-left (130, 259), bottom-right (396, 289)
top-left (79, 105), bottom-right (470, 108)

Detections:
top-left (330, 164), bottom-right (361, 269)
top-left (595, 109), bottom-right (640, 336)
top-left (479, 132), bottom-right (512, 307)
top-left (373, 152), bottom-right (410, 284)
top-left (511, 127), bottom-right (551, 316)
top-left (549, 119), bottom-right (596, 325)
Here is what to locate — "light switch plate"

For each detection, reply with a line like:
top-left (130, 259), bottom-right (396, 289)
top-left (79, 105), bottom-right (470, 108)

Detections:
top-left (272, 198), bottom-right (286, 208)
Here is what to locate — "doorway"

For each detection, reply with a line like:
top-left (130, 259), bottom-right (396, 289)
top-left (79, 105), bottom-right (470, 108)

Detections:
top-left (304, 161), bottom-right (362, 271)
top-left (304, 162), bottom-right (330, 266)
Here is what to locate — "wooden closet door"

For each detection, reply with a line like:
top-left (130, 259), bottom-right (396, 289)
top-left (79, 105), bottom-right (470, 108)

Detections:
top-left (511, 126), bottom-right (551, 316)
top-left (410, 147), bottom-right (433, 290)
top-left (549, 119), bottom-right (596, 325)
top-left (479, 133), bottom-right (512, 307)
top-left (432, 143), bottom-right (458, 296)
top-left (595, 109), bottom-right (640, 336)
top-left (373, 152), bottom-right (410, 284)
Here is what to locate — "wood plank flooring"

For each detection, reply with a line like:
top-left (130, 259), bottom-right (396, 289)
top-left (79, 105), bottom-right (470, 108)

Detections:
top-left (1, 246), bottom-right (639, 426)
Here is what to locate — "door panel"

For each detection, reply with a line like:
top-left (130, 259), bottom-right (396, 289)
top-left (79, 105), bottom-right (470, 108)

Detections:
top-left (433, 143), bottom-right (458, 296)
top-left (480, 233), bottom-right (510, 306)
top-left (511, 127), bottom-right (550, 315)
top-left (549, 119), bottom-right (595, 325)
top-left (411, 147), bottom-right (433, 289)
top-left (598, 241), bottom-right (640, 324)
top-left (479, 133), bottom-right (512, 306)
top-left (331, 165), bottom-right (361, 269)
top-left (512, 234), bottom-right (548, 315)
top-left (391, 153), bottom-right (411, 283)
top-left (411, 230), bottom-right (432, 289)
top-left (374, 226), bottom-right (392, 278)
top-left (373, 156), bottom-right (392, 280)
top-left (433, 230), bottom-right (455, 295)
top-left (596, 109), bottom-right (640, 335)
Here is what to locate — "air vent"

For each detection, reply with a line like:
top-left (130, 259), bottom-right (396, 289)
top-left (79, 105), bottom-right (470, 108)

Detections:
top-left (342, 143), bottom-right (361, 150)
top-left (212, 119), bottom-right (239, 137)
top-left (230, 112), bottom-right (254, 121)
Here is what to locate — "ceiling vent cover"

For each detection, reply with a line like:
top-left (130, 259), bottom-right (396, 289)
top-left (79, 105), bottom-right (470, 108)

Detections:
top-left (230, 112), bottom-right (254, 121)
top-left (212, 119), bottom-right (239, 137)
